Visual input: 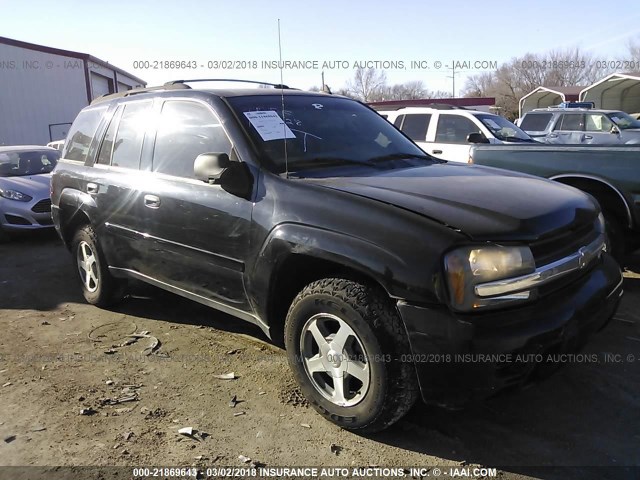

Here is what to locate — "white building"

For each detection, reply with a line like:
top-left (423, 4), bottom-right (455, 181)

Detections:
top-left (0, 36), bottom-right (146, 146)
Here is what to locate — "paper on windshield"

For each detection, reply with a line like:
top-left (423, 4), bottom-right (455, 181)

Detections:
top-left (243, 111), bottom-right (296, 141)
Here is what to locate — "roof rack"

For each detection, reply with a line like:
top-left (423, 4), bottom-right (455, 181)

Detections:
top-left (90, 83), bottom-right (190, 105)
top-left (90, 78), bottom-right (294, 105)
top-left (164, 79), bottom-right (292, 89)
top-left (424, 103), bottom-right (467, 110)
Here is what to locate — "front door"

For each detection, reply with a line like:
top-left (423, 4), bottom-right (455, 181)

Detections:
top-left (140, 99), bottom-right (254, 313)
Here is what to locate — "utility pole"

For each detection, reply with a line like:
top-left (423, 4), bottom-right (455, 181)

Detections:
top-left (447, 64), bottom-right (457, 98)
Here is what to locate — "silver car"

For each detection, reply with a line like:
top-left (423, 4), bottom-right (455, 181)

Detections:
top-left (0, 146), bottom-right (60, 238)
top-left (520, 107), bottom-right (640, 145)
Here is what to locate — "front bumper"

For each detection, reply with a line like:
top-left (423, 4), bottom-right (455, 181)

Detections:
top-left (0, 197), bottom-right (54, 231)
top-left (397, 253), bottom-right (623, 407)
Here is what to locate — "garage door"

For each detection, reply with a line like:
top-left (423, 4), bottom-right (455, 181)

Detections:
top-left (91, 72), bottom-right (113, 99)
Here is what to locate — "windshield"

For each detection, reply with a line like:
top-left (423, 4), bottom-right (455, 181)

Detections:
top-left (607, 111), bottom-right (640, 130)
top-left (227, 95), bottom-right (436, 174)
top-left (0, 149), bottom-right (60, 177)
top-left (474, 114), bottom-right (533, 141)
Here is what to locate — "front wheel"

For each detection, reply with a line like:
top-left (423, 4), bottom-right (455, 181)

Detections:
top-left (284, 278), bottom-right (418, 432)
top-left (71, 225), bottom-right (125, 307)
top-left (603, 210), bottom-right (625, 264)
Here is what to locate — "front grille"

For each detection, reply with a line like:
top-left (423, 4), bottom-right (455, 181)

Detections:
top-left (5, 214), bottom-right (31, 225)
top-left (36, 217), bottom-right (53, 226)
top-left (31, 199), bottom-right (52, 213)
top-left (529, 220), bottom-right (598, 266)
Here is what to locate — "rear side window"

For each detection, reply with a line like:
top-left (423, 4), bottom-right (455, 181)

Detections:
top-left (520, 113), bottom-right (552, 132)
top-left (435, 115), bottom-right (480, 144)
top-left (63, 106), bottom-right (107, 162)
top-left (555, 114), bottom-right (584, 131)
top-left (95, 101), bottom-right (152, 169)
top-left (401, 114), bottom-right (431, 141)
top-left (152, 100), bottom-right (232, 178)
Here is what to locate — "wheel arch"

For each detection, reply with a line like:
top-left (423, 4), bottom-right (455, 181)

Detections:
top-left (249, 224), bottom-right (418, 345)
top-left (550, 174), bottom-right (633, 229)
top-left (56, 188), bottom-right (97, 249)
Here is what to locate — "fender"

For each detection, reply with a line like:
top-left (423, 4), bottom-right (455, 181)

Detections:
top-left (55, 187), bottom-right (99, 246)
top-left (248, 223), bottom-right (444, 324)
top-left (550, 173), bottom-right (634, 229)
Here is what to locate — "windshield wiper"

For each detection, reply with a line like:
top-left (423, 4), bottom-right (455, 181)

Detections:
top-left (368, 152), bottom-right (445, 163)
top-left (290, 156), bottom-right (384, 170)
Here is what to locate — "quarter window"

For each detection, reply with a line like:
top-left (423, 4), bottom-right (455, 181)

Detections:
top-left (63, 106), bottom-right (107, 162)
top-left (520, 113), bottom-right (552, 132)
top-left (152, 101), bottom-right (232, 178)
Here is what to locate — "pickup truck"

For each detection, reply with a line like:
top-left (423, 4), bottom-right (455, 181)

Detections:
top-left (469, 144), bottom-right (640, 261)
top-left (51, 81), bottom-right (623, 432)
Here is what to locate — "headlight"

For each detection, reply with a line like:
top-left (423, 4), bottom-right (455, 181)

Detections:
top-left (444, 245), bottom-right (536, 311)
top-left (0, 189), bottom-right (32, 202)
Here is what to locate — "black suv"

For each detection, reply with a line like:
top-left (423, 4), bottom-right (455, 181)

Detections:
top-left (52, 80), bottom-right (623, 432)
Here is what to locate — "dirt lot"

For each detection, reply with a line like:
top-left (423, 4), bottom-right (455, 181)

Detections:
top-left (0, 231), bottom-right (639, 479)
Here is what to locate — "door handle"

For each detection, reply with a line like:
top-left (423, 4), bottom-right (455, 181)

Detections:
top-left (547, 133), bottom-right (558, 138)
top-left (144, 194), bottom-right (161, 209)
top-left (584, 135), bottom-right (593, 139)
top-left (86, 182), bottom-right (98, 194)
top-left (432, 150), bottom-right (443, 154)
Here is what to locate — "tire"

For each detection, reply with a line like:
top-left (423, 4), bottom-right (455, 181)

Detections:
top-left (71, 225), bottom-right (125, 307)
top-left (284, 278), bottom-right (418, 433)
top-left (603, 210), bottom-right (625, 264)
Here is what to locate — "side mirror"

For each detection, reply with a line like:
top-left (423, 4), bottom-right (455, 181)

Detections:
top-left (611, 126), bottom-right (621, 135)
top-left (194, 152), bottom-right (253, 200)
top-left (467, 132), bottom-right (490, 144)
top-left (194, 153), bottom-right (230, 182)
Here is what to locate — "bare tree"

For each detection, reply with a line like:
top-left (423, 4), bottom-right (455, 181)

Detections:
top-left (347, 68), bottom-right (387, 101)
top-left (462, 47), bottom-right (608, 119)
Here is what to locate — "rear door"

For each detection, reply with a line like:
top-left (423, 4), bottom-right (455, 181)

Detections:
top-left (90, 100), bottom-right (154, 270)
top-left (140, 98), bottom-right (254, 313)
top-left (548, 113), bottom-right (584, 144)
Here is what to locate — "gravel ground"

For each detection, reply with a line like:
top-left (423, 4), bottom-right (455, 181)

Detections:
top-left (0, 230), bottom-right (639, 480)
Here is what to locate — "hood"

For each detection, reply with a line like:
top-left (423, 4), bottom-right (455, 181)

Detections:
top-left (304, 164), bottom-right (597, 242)
top-left (0, 174), bottom-right (51, 197)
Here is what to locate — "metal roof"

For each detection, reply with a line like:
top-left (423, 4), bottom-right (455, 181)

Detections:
top-left (580, 72), bottom-right (640, 112)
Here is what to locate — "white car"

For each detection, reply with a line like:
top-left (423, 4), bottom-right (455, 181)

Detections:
top-left (379, 105), bottom-right (536, 163)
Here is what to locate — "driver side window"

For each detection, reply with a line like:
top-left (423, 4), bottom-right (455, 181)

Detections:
top-left (152, 101), bottom-right (232, 179)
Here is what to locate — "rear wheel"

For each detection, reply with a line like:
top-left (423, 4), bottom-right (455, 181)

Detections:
top-left (71, 225), bottom-right (125, 307)
top-left (284, 278), bottom-right (418, 432)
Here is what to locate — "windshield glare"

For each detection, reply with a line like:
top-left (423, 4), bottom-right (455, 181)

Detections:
top-left (227, 95), bottom-right (431, 173)
top-left (474, 114), bottom-right (532, 141)
top-left (607, 111), bottom-right (640, 130)
top-left (0, 150), bottom-right (60, 177)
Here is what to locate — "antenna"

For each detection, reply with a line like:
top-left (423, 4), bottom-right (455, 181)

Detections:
top-left (278, 18), bottom-right (289, 179)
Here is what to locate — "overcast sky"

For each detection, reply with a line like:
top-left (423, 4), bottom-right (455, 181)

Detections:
top-left (2, 0), bottom-right (640, 94)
